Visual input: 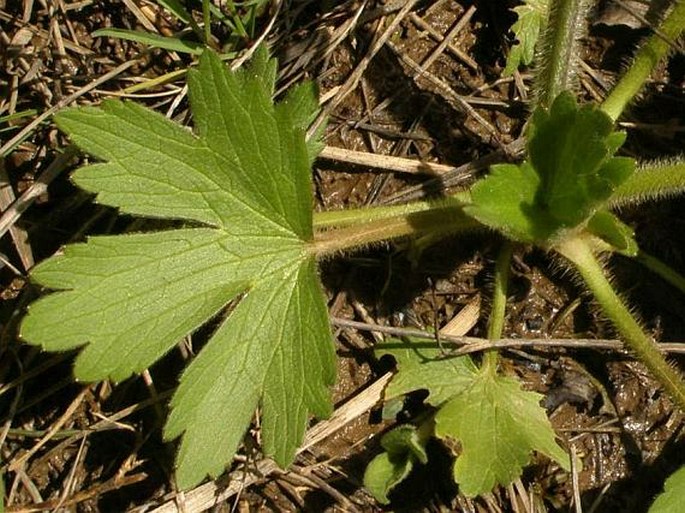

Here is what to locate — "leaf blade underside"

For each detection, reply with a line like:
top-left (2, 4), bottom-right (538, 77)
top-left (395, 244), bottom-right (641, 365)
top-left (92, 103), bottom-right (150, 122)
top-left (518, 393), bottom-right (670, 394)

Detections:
top-left (21, 48), bottom-right (335, 489)
top-left (378, 337), bottom-right (568, 497)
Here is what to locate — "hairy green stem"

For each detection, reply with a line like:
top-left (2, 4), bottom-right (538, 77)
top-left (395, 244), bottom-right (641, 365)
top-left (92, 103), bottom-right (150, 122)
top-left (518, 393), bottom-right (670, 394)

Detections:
top-left (312, 193), bottom-right (470, 230)
top-left (557, 237), bottom-right (685, 411)
top-left (535, 0), bottom-right (591, 108)
top-left (202, 0), bottom-right (211, 45)
top-left (609, 161), bottom-right (685, 207)
top-left (484, 241), bottom-right (514, 373)
top-left (602, 0), bottom-right (685, 121)
top-left (311, 205), bottom-right (479, 257)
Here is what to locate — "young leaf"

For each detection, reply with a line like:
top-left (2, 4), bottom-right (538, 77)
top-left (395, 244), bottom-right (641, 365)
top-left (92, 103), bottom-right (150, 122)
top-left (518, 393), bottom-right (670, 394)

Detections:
top-left (466, 91), bottom-right (634, 243)
top-left (21, 48), bottom-right (336, 489)
top-left (465, 162), bottom-right (556, 243)
top-left (436, 367), bottom-right (569, 497)
top-left (586, 210), bottom-right (638, 256)
top-left (503, 0), bottom-right (549, 76)
top-left (528, 91), bottom-right (634, 227)
top-left (649, 466), bottom-right (685, 513)
top-left (377, 337), bottom-right (478, 406)
top-left (363, 424), bottom-right (429, 504)
top-left (377, 337), bottom-right (568, 497)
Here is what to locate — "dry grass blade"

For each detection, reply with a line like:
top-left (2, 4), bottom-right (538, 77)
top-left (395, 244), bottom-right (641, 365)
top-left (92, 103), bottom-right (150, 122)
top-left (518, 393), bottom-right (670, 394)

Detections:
top-left (6, 472), bottom-right (148, 513)
top-left (0, 161), bottom-right (33, 271)
top-left (416, 5), bottom-right (476, 73)
top-left (381, 137), bottom-right (526, 204)
top-left (319, 146), bottom-right (458, 175)
top-left (409, 11), bottom-right (478, 70)
top-left (0, 59), bottom-right (140, 158)
top-left (6, 387), bottom-right (89, 473)
top-left (0, 145), bottom-right (78, 242)
top-left (325, 0), bottom-right (420, 111)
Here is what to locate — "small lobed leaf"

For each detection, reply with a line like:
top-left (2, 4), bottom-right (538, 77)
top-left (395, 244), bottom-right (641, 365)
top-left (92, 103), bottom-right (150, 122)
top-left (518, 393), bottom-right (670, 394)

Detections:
top-left (435, 367), bottom-right (569, 497)
top-left (380, 424), bottom-right (429, 464)
top-left (375, 337), bottom-right (568, 498)
top-left (587, 210), bottom-right (638, 256)
top-left (466, 91), bottom-right (634, 243)
top-left (503, 0), bottom-right (550, 76)
top-left (363, 424), bottom-right (429, 504)
top-left (465, 162), bottom-right (556, 243)
top-left (22, 48), bottom-right (335, 489)
top-left (364, 452), bottom-right (415, 505)
top-left (528, 91), bottom-right (634, 227)
top-left (649, 466), bottom-right (685, 513)
top-left (377, 337), bottom-right (478, 406)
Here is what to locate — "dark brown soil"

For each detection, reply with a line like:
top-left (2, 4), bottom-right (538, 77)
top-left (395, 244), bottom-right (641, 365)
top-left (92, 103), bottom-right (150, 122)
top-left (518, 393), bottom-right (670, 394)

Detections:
top-left (1, 0), bottom-right (684, 512)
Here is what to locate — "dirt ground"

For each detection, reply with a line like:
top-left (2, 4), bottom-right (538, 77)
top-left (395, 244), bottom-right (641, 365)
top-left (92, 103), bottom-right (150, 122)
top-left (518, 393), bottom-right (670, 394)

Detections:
top-left (1, 0), bottom-right (684, 511)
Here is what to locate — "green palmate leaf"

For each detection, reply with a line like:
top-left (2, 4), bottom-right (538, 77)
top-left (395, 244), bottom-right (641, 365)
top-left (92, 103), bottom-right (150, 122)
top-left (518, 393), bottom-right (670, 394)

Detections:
top-left (377, 337), bottom-right (478, 406)
top-left (503, 0), bottom-right (549, 76)
top-left (466, 91), bottom-right (634, 243)
top-left (436, 368), bottom-right (569, 497)
top-left (363, 424), bottom-right (429, 504)
top-left (377, 337), bottom-right (567, 497)
top-left (649, 466), bottom-right (685, 513)
top-left (465, 162), bottom-right (555, 242)
top-left (21, 48), bottom-right (336, 489)
top-left (529, 91), bottom-right (634, 226)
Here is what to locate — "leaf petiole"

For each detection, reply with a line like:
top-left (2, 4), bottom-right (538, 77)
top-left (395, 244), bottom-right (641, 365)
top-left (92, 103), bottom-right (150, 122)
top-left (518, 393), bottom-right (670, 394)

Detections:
top-left (312, 193), bottom-right (470, 230)
top-left (311, 202), bottom-right (479, 257)
top-left (556, 237), bottom-right (685, 411)
top-left (601, 0), bottom-right (685, 121)
top-left (484, 241), bottom-right (514, 374)
top-left (634, 250), bottom-right (685, 296)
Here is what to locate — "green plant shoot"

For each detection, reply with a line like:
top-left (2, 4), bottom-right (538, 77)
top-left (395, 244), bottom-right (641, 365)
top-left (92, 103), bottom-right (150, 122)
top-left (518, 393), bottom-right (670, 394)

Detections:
top-left (19, 0), bottom-right (685, 503)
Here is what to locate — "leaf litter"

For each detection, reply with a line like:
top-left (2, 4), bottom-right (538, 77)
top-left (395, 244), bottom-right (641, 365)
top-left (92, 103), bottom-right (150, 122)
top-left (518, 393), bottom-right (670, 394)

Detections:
top-left (1, 1), bottom-right (684, 511)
